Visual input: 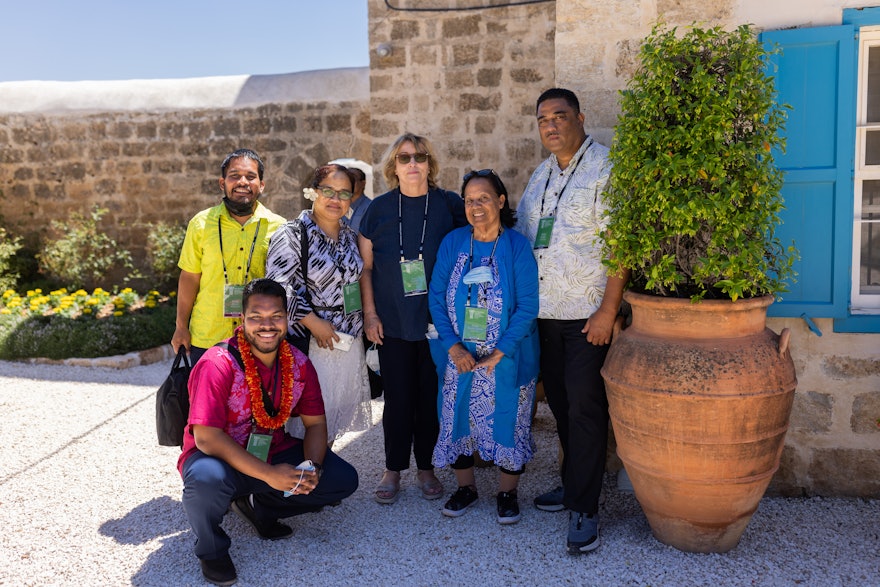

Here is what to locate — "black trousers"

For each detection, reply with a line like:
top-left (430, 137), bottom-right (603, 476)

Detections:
top-left (377, 337), bottom-right (439, 471)
top-left (538, 318), bottom-right (610, 515)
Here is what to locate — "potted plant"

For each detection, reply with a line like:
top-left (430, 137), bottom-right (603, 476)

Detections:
top-left (599, 23), bottom-right (799, 553)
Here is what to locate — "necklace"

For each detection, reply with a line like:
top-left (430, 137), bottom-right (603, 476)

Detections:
top-left (236, 328), bottom-right (295, 430)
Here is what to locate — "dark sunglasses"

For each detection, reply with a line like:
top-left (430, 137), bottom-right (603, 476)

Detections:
top-left (316, 186), bottom-right (353, 201)
top-left (396, 152), bottom-right (429, 164)
top-left (463, 168), bottom-right (499, 182)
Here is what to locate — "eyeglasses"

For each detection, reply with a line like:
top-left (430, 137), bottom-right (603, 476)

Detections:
top-left (462, 168), bottom-right (498, 182)
top-left (316, 186), bottom-right (353, 201)
top-left (395, 152), bottom-right (429, 165)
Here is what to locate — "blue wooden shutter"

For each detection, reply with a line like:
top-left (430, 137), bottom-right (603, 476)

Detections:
top-left (762, 26), bottom-right (854, 318)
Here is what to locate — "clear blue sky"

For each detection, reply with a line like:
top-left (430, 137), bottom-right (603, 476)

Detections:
top-left (1, 0), bottom-right (369, 82)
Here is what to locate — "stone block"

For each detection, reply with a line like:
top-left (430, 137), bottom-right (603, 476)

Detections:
top-left (511, 68), bottom-right (544, 83)
top-left (657, 0), bottom-right (733, 23)
top-left (765, 445), bottom-right (805, 497)
top-left (113, 122), bottom-right (133, 139)
top-left (375, 46), bottom-right (406, 68)
top-left (156, 160), bottom-right (183, 174)
top-left (259, 139), bottom-right (288, 153)
top-left (96, 178), bottom-right (118, 195)
top-left (372, 97), bottom-right (409, 115)
top-left (446, 140), bottom-right (474, 161)
top-left (453, 44), bottom-right (481, 66)
top-left (371, 118), bottom-right (400, 138)
top-left (187, 122), bottom-right (212, 141)
top-left (412, 46), bottom-right (437, 66)
top-left (459, 93), bottom-right (502, 112)
top-left (371, 74), bottom-right (393, 92)
top-left (200, 179), bottom-right (218, 195)
top-left (244, 118), bottom-right (271, 135)
top-left (808, 448), bottom-right (880, 497)
top-left (147, 142), bottom-right (175, 157)
top-left (823, 355), bottom-right (880, 379)
top-left (445, 71), bottom-right (474, 90)
top-left (95, 142), bottom-right (122, 157)
top-left (14, 167), bottom-right (33, 180)
top-left (1, 148), bottom-right (24, 164)
top-left (442, 15), bottom-right (480, 38)
top-left (484, 43), bottom-right (504, 64)
top-left (62, 163), bottom-right (86, 181)
top-left (137, 122), bottom-right (157, 139)
top-left (122, 143), bottom-right (147, 157)
top-left (304, 117), bottom-right (324, 133)
top-left (851, 391), bottom-right (880, 434)
top-left (356, 111), bottom-right (371, 135)
top-left (214, 118), bottom-right (242, 137)
top-left (475, 116), bottom-right (496, 134)
top-left (439, 116), bottom-right (461, 135)
top-left (11, 183), bottom-right (30, 199)
top-left (326, 114), bottom-right (353, 132)
top-left (790, 390), bottom-right (833, 434)
top-left (477, 68), bottom-right (502, 88)
top-left (274, 117), bottom-right (297, 132)
top-left (391, 19), bottom-right (420, 40)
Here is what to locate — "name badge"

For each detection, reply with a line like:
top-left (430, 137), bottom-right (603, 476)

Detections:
top-left (343, 281), bottom-right (362, 314)
top-left (400, 259), bottom-right (428, 297)
top-left (223, 284), bottom-right (245, 317)
top-left (462, 305), bottom-right (489, 342)
top-left (246, 433), bottom-right (272, 462)
top-left (534, 216), bottom-right (555, 249)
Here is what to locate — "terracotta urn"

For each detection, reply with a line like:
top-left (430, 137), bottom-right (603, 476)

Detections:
top-left (601, 291), bottom-right (797, 553)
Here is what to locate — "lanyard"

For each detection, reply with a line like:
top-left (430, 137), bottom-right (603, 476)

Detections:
top-left (252, 358), bottom-right (281, 429)
top-left (218, 217), bottom-right (263, 285)
top-left (398, 190), bottom-right (430, 262)
top-left (539, 149), bottom-right (585, 217)
top-left (466, 228), bottom-right (501, 305)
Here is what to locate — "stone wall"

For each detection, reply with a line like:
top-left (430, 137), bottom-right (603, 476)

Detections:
top-left (0, 99), bottom-right (371, 263)
top-left (367, 0), bottom-right (556, 202)
top-left (553, 0), bottom-right (879, 498)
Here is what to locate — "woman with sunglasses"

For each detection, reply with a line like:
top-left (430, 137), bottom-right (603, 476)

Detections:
top-left (266, 163), bottom-right (371, 443)
top-left (359, 133), bottom-right (467, 504)
top-left (427, 169), bottom-right (539, 524)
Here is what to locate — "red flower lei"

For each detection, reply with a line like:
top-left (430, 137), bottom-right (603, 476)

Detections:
top-left (236, 328), bottom-right (295, 430)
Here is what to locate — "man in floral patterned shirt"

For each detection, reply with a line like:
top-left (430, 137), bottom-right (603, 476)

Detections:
top-left (515, 88), bottom-right (628, 555)
top-left (177, 278), bottom-right (358, 586)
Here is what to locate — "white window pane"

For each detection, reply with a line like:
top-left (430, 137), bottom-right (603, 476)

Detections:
top-left (860, 221), bottom-right (880, 294)
top-left (868, 46), bottom-right (880, 122)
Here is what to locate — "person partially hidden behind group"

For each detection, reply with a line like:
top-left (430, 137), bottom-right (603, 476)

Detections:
top-left (428, 169), bottom-right (539, 524)
top-left (177, 278), bottom-right (358, 586)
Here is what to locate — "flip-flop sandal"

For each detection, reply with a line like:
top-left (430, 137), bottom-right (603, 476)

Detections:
top-left (374, 474), bottom-right (400, 504)
top-left (418, 475), bottom-right (444, 500)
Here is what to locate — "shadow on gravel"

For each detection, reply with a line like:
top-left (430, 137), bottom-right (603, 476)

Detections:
top-left (100, 496), bottom-right (190, 545)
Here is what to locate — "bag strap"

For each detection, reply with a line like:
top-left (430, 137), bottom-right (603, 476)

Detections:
top-left (173, 345), bottom-right (191, 370)
top-left (299, 219), bottom-right (312, 305)
top-left (215, 341), bottom-right (244, 371)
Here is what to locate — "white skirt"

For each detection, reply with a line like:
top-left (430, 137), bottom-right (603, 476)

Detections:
top-left (286, 336), bottom-right (372, 442)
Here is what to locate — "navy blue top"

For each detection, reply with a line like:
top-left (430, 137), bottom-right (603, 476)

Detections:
top-left (360, 187), bottom-right (467, 341)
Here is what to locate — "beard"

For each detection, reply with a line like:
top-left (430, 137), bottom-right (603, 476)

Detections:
top-left (244, 326), bottom-right (283, 356)
top-left (223, 195), bottom-right (257, 217)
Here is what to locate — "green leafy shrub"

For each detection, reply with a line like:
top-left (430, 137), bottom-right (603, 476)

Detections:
top-left (602, 24), bottom-right (797, 301)
top-left (146, 222), bottom-right (186, 290)
top-left (0, 226), bottom-right (22, 292)
top-left (37, 205), bottom-right (139, 291)
top-left (0, 287), bottom-right (175, 359)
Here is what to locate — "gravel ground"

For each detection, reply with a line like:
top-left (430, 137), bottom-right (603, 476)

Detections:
top-left (0, 358), bottom-right (877, 587)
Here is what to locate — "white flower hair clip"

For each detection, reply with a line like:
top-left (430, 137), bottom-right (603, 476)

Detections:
top-left (303, 187), bottom-right (319, 202)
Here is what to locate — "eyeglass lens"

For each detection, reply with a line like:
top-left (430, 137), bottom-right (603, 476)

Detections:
top-left (396, 153), bottom-right (429, 164)
top-left (319, 187), bottom-right (353, 200)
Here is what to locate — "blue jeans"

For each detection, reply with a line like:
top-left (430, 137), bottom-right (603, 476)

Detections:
top-left (181, 444), bottom-right (358, 559)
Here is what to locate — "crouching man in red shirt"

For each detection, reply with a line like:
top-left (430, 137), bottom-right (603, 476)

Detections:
top-left (177, 278), bottom-right (359, 586)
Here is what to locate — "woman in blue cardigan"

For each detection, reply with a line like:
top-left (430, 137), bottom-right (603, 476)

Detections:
top-left (428, 169), bottom-right (540, 525)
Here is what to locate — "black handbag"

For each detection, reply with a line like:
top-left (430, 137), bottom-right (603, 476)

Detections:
top-left (155, 346), bottom-right (192, 447)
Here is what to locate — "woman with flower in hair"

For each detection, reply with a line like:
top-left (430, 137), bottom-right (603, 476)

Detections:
top-left (266, 164), bottom-right (371, 444)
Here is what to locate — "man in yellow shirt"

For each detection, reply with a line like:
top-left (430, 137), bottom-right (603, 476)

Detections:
top-left (172, 148), bottom-right (286, 363)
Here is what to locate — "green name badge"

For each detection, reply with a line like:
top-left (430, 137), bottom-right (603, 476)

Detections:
top-left (462, 305), bottom-right (489, 342)
top-left (343, 281), bottom-right (362, 314)
top-left (246, 432), bottom-right (272, 462)
top-left (534, 216), bottom-right (555, 249)
top-left (400, 259), bottom-right (428, 297)
top-left (223, 284), bottom-right (245, 318)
